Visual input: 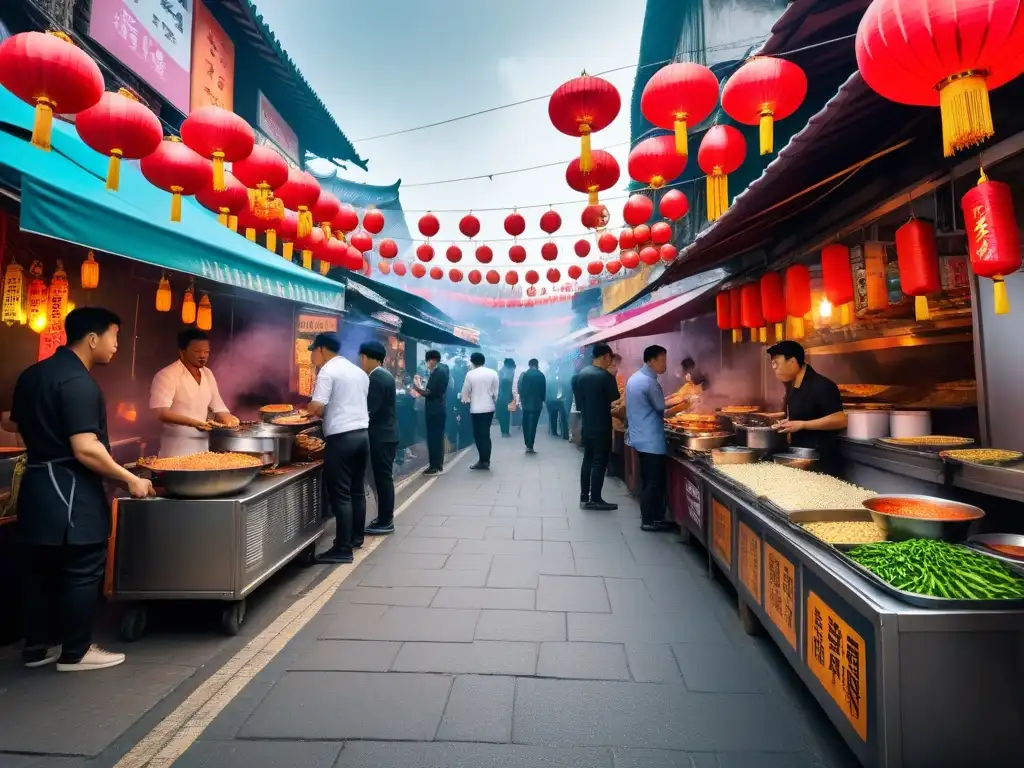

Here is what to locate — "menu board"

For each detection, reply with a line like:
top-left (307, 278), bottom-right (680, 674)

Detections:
top-left (807, 590), bottom-right (868, 741)
top-left (258, 92), bottom-right (300, 165)
top-left (765, 543), bottom-right (797, 650)
top-left (738, 523), bottom-right (762, 604)
top-left (711, 499), bottom-right (732, 569)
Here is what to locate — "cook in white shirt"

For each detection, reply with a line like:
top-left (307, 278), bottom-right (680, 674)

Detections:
top-left (150, 329), bottom-right (238, 457)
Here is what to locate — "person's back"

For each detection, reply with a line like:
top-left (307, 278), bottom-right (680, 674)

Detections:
top-left (367, 366), bottom-right (398, 444)
top-left (575, 364), bottom-right (617, 438)
top-left (463, 365), bottom-right (499, 413)
top-left (518, 367), bottom-right (546, 412)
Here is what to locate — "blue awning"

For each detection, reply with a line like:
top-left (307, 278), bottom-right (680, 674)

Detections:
top-left (0, 87), bottom-right (344, 312)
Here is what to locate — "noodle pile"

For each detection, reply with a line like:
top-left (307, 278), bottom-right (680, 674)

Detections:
top-left (142, 452), bottom-right (262, 471)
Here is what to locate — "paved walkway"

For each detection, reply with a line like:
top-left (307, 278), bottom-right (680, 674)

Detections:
top-left (172, 430), bottom-right (857, 768)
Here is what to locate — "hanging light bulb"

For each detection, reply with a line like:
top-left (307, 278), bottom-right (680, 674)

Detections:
top-left (818, 297), bottom-right (833, 319)
top-left (196, 293), bottom-right (212, 331)
top-left (80, 250), bottom-right (99, 290)
top-left (155, 275), bottom-right (172, 312)
top-left (181, 281), bottom-right (197, 324)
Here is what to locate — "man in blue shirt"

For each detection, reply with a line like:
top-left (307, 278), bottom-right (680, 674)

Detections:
top-left (625, 345), bottom-right (673, 532)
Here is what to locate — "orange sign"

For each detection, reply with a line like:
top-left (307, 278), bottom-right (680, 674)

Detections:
top-left (297, 314), bottom-right (339, 335)
top-left (738, 523), bottom-right (761, 604)
top-left (190, 0), bottom-right (235, 111)
top-left (38, 330), bottom-right (66, 362)
top-left (711, 499), bottom-right (732, 569)
top-left (765, 543), bottom-right (797, 650)
top-left (297, 364), bottom-right (316, 397)
top-left (807, 591), bottom-right (868, 741)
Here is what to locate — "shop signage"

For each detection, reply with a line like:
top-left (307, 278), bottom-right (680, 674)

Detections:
top-left (806, 590), bottom-right (868, 741)
top-left (190, 0), bottom-right (234, 111)
top-left (38, 331), bottom-right (65, 362)
top-left (89, 0), bottom-right (194, 113)
top-left (257, 92), bottom-right (300, 165)
top-left (765, 543), bottom-right (797, 650)
top-left (684, 476), bottom-right (701, 529)
top-left (296, 314), bottom-right (338, 334)
top-left (371, 310), bottom-right (402, 330)
top-left (196, 257), bottom-right (344, 312)
top-left (294, 337), bottom-right (311, 366)
top-left (453, 325), bottom-right (480, 344)
top-left (711, 499), bottom-right (732, 569)
top-left (738, 522), bottom-right (762, 604)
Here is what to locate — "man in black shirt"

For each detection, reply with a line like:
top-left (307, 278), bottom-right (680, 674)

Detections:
top-left (413, 349), bottom-right (449, 475)
top-left (517, 359), bottom-right (546, 454)
top-left (767, 340), bottom-right (847, 474)
top-left (573, 342), bottom-right (621, 511)
top-left (4, 308), bottom-right (154, 672)
top-left (359, 341), bottom-right (399, 535)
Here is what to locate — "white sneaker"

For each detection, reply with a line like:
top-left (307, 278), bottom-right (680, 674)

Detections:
top-left (56, 645), bottom-right (126, 672)
top-left (22, 645), bottom-right (61, 668)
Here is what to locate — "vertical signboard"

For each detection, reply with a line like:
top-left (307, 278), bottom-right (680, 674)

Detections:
top-left (258, 92), bottom-right (300, 165)
top-left (711, 499), bottom-right (732, 569)
top-left (190, 0), bottom-right (234, 111)
top-left (806, 591), bottom-right (869, 741)
top-left (764, 542), bottom-right (797, 650)
top-left (738, 522), bottom-right (762, 604)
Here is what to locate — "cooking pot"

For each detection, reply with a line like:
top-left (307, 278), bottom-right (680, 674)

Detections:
top-left (209, 426), bottom-right (293, 465)
top-left (736, 424), bottom-right (786, 452)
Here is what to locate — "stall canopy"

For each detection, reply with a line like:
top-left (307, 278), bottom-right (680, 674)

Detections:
top-left (582, 279), bottom-right (722, 345)
top-left (0, 88), bottom-right (344, 312)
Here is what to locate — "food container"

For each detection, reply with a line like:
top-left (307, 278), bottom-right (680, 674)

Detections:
top-left (681, 432), bottom-right (733, 451)
top-left (773, 450), bottom-right (819, 470)
top-left (210, 426), bottom-right (294, 464)
top-left (140, 463), bottom-right (266, 499)
top-left (965, 534), bottom-right (1024, 571)
top-left (863, 494), bottom-right (984, 542)
top-left (889, 410), bottom-right (931, 439)
top-left (710, 446), bottom-right (757, 465)
top-left (736, 424), bottom-right (786, 452)
top-left (846, 409), bottom-right (890, 440)
top-left (788, 508), bottom-right (884, 547)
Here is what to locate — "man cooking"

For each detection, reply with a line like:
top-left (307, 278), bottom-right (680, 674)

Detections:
top-left (150, 329), bottom-right (239, 457)
top-left (766, 340), bottom-right (847, 474)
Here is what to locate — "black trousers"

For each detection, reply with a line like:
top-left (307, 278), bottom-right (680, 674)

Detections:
top-left (21, 541), bottom-right (106, 662)
top-left (496, 401), bottom-right (511, 435)
top-left (580, 433), bottom-right (611, 503)
top-left (546, 400), bottom-right (568, 438)
top-left (637, 451), bottom-right (668, 526)
top-left (369, 439), bottom-right (398, 527)
top-left (325, 429), bottom-right (370, 551)
top-left (522, 409), bottom-right (542, 450)
top-left (426, 410), bottom-right (447, 469)
top-left (470, 411), bottom-right (494, 464)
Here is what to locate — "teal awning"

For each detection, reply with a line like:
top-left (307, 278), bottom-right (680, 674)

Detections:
top-left (0, 87), bottom-right (343, 312)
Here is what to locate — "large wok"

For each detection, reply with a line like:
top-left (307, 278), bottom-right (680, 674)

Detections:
top-left (138, 461), bottom-right (267, 499)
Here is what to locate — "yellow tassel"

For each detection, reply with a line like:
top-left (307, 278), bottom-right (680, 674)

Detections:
top-left (915, 295), bottom-right (930, 321)
top-left (248, 188), bottom-right (258, 208)
top-left (301, 250), bottom-right (313, 270)
top-left (840, 303), bottom-right (851, 325)
top-left (322, 223), bottom-right (332, 239)
top-left (170, 191), bottom-right (182, 222)
top-left (938, 72), bottom-right (993, 157)
top-left (228, 215), bottom-right (238, 232)
top-left (213, 153), bottom-right (226, 191)
top-left (245, 228), bottom-right (256, 242)
top-left (706, 177), bottom-right (715, 221)
top-left (706, 174), bottom-right (729, 221)
top-left (775, 322), bottom-right (783, 340)
top-left (759, 327), bottom-right (767, 343)
top-left (283, 242), bottom-right (294, 261)
top-left (759, 111), bottom-right (774, 155)
top-left (266, 230), bottom-right (277, 253)
top-left (674, 118), bottom-right (688, 157)
top-left (749, 328), bottom-right (757, 343)
top-left (217, 211), bottom-right (228, 227)
top-left (588, 190), bottom-right (599, 206)
top-left (993, 276), bottom-right (1010, 315)
top-left (732, 329), bottom-right (741, 344)
top-left (580, 127), bottom-right (592, 172)
top-left (107, 152), bottom-right (122, 191)
top-left (319, 261), bottom-right (330, 275)
top-left (298, 209), bottom-right (312, 238)
top-left (31, 100), bottom-right (54, 151)
top-left (718, 173), bottom-right (729, 218)
top-left (793, 316), bottom-right (805, 339)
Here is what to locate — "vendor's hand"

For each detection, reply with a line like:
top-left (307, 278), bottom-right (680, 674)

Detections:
top-left (221, 415), bottom-right (240, 428)
top-left (193, 419), bottom-right (212, 431)
top-left (775, 419), bottom-right (806, 434)
top-left (128, 475), bottom-right (156, 498)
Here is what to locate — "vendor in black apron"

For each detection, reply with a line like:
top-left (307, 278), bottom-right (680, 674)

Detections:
top-left (3, 307), bottom-right (154, 672)
top-left (766, 340), bottom-right (847, 475)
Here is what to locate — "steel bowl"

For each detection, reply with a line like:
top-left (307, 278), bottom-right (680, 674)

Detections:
top-left (773, 453), bottom-right (818, 470)
top-left (862, 494), bottom-right (984, 542)
top-left (145, 464), bottom-right (264, 499)
top-left (786, 446), bottom-right (820, 459)
top-left (736, 424), bottom-right (787, 452)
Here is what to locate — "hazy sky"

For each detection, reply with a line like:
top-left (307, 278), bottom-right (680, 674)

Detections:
top-left (253, 0), bottom-right (645, 265)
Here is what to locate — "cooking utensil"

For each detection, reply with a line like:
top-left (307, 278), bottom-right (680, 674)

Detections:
top-left (862, 494), bottom-right (984, 542)
top-left (680, 432), bottom-right (733, 451)
top-left (965, 534), bottom-right (1024, 571)
top-left (735, 424), bottom-right (786, 452)
top-left (773, 452), bottom-right (818, 470)
top-left (142, 463), bottom-right (265, 499)
top-left (209, 428), bottom-right (291, 465)
top-left (710, 446), bottom-right (757, 465)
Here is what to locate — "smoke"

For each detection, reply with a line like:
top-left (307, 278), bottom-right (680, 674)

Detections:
top-left (211, 323), bottom-right (293, 415)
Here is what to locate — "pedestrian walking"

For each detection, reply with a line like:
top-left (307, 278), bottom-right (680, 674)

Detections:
top-left (460, 352), bottom-right (499, 469)
top-left (625, 345), bottom-right (674, 532)
top-left (412, 349), bottom-right (449, 475)
top-left (306, 333), bottom-right (370, 564)
top-left (517, 359), bottom-right (546, 454)
top-left (572, 342), bottom-right (620, 510)
top-left (545, 363), bottom-right (569, 439)
top-left (359, 341), bottom-right (398, 536)
top-left (496, 358), bottom-right (516, 437)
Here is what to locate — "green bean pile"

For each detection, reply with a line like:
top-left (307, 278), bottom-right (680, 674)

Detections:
top-left (847, 539), bottom-right (1024, 600)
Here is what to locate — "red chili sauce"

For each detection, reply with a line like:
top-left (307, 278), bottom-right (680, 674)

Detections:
top-left (987, 543), bottom-right (1024, 558)
top-left (871, 499), bottom-right (979, 520)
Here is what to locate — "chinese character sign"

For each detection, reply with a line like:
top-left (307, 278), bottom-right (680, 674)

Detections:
top-left (806, 591), bottom-right (868, 741)
top-left (764, 543), bottom-right (796, 650)
top-left (257, 92), bottom-right (300, 165)
top-left (190, 0), bottom-right (234, 111)
top-left (89, 0), bottom-right (194, 113)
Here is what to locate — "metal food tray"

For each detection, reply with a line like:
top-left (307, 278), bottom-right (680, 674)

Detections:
top-left (786, 508), bottom-right (883, 548)
top-left (965, 534), bottom-right (1024, 573)
top-left (874, 437), bottom-right (975, 453)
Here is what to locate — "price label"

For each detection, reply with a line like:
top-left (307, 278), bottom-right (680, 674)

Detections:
top-left (296, 314), bottom-right (338, 335)
top-left (685, 477), bottom-right (701, 529)
top-left (765, 543), bottom-right (797, 650)
top-left (711, 499), bottom-right (731, 569)
top-left (738, 523), bottom-right (761, 604)
top-left (807, 591), bottom-right (868, 742)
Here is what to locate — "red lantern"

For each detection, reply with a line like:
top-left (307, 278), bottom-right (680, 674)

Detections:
top-left (475, 245), bottom-right (493, 264)
top-left (181, 105), bottom-right (255, 191)
top-left (430, 266), bottom-right (444, 280)
top-left (541, 242), bottom-right (558, 261)
top-left (623, 194), bottom-right (654, 226)
top-left (619, 228), bottom-right (636, 250)
top-left (486, 269), bottom-right (501, 285)
top-left (607, 259), bottom-right (623, 275)
top-left (378, 238), bottom-right (399, 259)
top-left (620, 250), bottom-right (640, 270)
top-left (276, 168), bottom-right (321, 238)
top-left (350, 230), bottom-right (373, 253)
top-left (785, 264), bottom-right (812, 338)
top-left (449, 268), bottom-right (464, 283)
top-left (650, 222), bottom-right (672, 245)
top-left (660, 244), bottom-right (678, 263)
top-left (540, 210), bottom-right (562, 234)
top-left (505, 271), bottom-right (519, 286)
top-left (760, 272), bottom-right (787, 339)
top-left (140, 137), bottom-right (213, 222)
top-left (0, 31), bottom-right (104, 150)
top-left (446, 245), bottom-right (463, 263)
top-left (394, 262), bottom-right (408, 277)
top-left (568, 264), bottom-right (583, 280)
top-left (721, 57), bottom-right (807, 155)
top-left (509, 245), bottom-right (527, 263)
top-left (362, 208), bottom-right (385, 235)
top-left (639, 246), bottom-right (660, 266)
top-left (196, 171), bottom-right (249, 230)
top-left (628, 135), bottom-right (687, 188)
top-left (418, 212), bottom-right (440, 238)
top-left (295, 227), bottom-right (326, 270)
top-left (525, 270), bottom-right (540, 285)
top-left (659, 189), bottom-right (690, 221)
top-left (417, 243), bottom-right (435, 262)
top-left (76, 89), bottom-right (162, 191)
top-left (740, 283), bottom-right (766, 343)
top-left (716, 292), bottom-right (735, 341)
top-left (547, 268), bottom-right (561, 284)
top-left (821, 245), bottom-right (855, 325)
top-left (233, 145), bottom-right (289, 217)
top-left (729, 287), bottom-right (743, 343)
top-left (548, 73), bottom-right (621, 172)
top-left (587, 261), bottom-right (604, 276)
top-left (320, 237), bottom-right (348, 268)
top-left (962, 170), bottom-right (1021, 315)
top-left (597, 232), bottom-right (618, 254)
top-left (895, 219), bottom-right (942, 321)
top-left (266, 209), bottom-right (298, 257)
top-left (640, 63), bottom-right (720, 158)
top-left (566, 151), bottom-right (620, 206)
top-left (633, 224), bottom-right (651, 245)
top-left (378, 260), bottom-right (392, 276)
top-left (856, 0), bottom-right (1024, 157)
top-left (411, 263), bottom-right (426, 279)
top-left (581, 204), bottom-right (610, 230)
top-left (311, 192), bottom-right (342, 238)
top-left (504, 212), bottom-right (526, 237)
top-left (698, 126), bottom-right (747, 221)
top-left (574, 239), bottom-right (591, 257)
top-left (332, 205), bottom-right (360, 237)
top-left (459, 213), bottom-right (480, 239)
top-left (468, 269), bottom-right (482, 285)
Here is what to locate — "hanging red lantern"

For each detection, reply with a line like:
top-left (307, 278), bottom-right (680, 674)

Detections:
top-left (295, 227), bottom-right (326, 270)
top-left (350, 230), bottom-right (373, 253)
top-left (962, 170), bottom-right (1021, 315)
top-left (548, 73), bottom-right (621, 172)
top-left (760, 272), bottom-right (787, 339)
top-left (504, 212), bottom-right (526, 237)
top-left (525, 270), bottom-right (540, 285)
top-left (639, 246), bottom-right (660, 266)
top-left (640, 62), bottom-right (720, 158)
top-left (574, 239), bottom-right (591, 257)
top-left (633, 224), bottom-right (651, 245)
top-left (856, 0), bottom-right (1024, 158)
top-left (721, 57), bottom-right (807, 155)
top-left (607, 259), bottom-right (623, 275)
top-left (233, 145), bottom-right (289, 216)
top-left (378, 238), bottom-right (399, 259)
top-left (446, 245), bottom-right (463, 263)
top-left (650, 222), bottom-right (673, 245)
top-left (821, 244), bottom-right (856, 325)
top-left (509, 244), bottom-right (527, 263)
top-left (459, 213), bottom-right (480, 239)
top-left (581, 204), bottom-right (610, 230)
top-left (140, 137), bottom-right (213, 222)
top-left (660, 244), bottom-right (678, 263)
top-left (332, 205), bottom-right (360, 238)
top-left (587, 261), bottom-right (604, 276)
top-left (895, 219), bottom-right (942, 321)
top-left (468, 269), bottom-right (482, 285)
top-left (716, 292), bottom-right (735, 342)
top-left (541, 242), bottom-right (558, 261)
top-left (417, 243), bottom-right (435, 262)
top-left (196, 171), bottom-right (249, 230)
top-left (449, 268), bottom-right (464, 283)
top-left (623, 194), bottom-right (654, 226)
top-left (568, 264), bottom-right (583, 280)
top-left (418, 212), bottom-right (440, 238)
top-left (505, 271), bottom-right (519, 286)
top-left (26, 262), bottom-right (48, 333)
top-left (311, 191), bottom-right (342, 238)
top-left (540, 210), bottom-right (562, 234)
top-left (362, 207), bottom-right (385, 235)
top-left (597, 232), bottom-right (618, 254)
top-left (394, 262), bottom-right (408, 277)
top-left (0, 31), bottom-right (104, 150)
top-left (740, 283), bottom-right (766, 343)
top-left (475, 245), bottom-right (493, 264)
top-left (267, 210), bottom-right (298, 258)
top-left (547, 268), bottom-right (561, 284)
top-left (619, 228), bottom-right (636, 250)
top-left (75, 88), bottom-right (162, 192)
top-left (180, 105), bottom-right (255, 191)
top-left (486, 269), bottom-right (501, 285)
top-left (430, 266), bottom-right (444, 280)
top-left (276, 168), bottom-right (321, 238)
top-left (320, 237), bottom-right (348, 268)
top-left (378, 260), bottom-right (392, 276)
top-left (412, 263), bottom-right (426, 279)
top-left (659, 189), bottom-right (690, 221)
top-left (785, 264), bottom-right (812, 338)
top-left (566, 151), bottom-right (620, 206)
top-left (729, 287), bottom-right (743, 343)
top-left (628, 135), bottom-right (687, 189)
top-left (698, 126), bottom-right (747, 221)
top-left (620, 250), bottom-right (640, 270)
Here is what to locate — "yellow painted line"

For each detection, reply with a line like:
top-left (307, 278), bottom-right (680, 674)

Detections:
top-left (114, 449), bottom-right (468, 768)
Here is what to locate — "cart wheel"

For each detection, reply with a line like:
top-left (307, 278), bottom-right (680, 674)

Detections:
top-left (299, 542), bottom-right (317, 567)
top-left (677, 525), bottom-right (691, 545)
top-left (221, 600), bottom-right (246, 636)
top-left (120, 605), bottom-right (148, 643)
top-left (738, 599), bottom-right (761, 636)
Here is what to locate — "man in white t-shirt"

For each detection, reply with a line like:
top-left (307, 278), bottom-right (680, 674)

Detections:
top-left (150, 329), bottom-right (239, 457)
top-left (305, 333), bottom-right (369, 564)
top-left (460, 352), bottom-right (499, 470)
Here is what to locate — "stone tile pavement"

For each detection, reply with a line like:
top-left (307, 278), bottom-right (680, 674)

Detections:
top-left (172, 430), bottom-right (860, 768)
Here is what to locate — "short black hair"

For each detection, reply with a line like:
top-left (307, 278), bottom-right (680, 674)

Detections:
top-left (359, 340), bottom-right (386, 362)
top-left (470, 352), bottom-right (485, 366)
top-left (681, 357), bottom-right (696, 371)
top-left (644, 345), bottom-right (667, 363)
top-left (592, 342), bottom-right (613, 359)
top-left (308, 332), bottom-right (341, 354)
top-left (612, 353), bottom-right (622, 362)
top-left (766, 339), bottom-right (806, 366)
top-left (425, 349), bottom-right (441, 362)
top-left (528, 358), bottom-right (539, 368)
top-left (503, 358), bottom-right (515, 367)
top-left (65, 307), bottom-right (121, 346)
top-left (177, 328), bottom-right (209, 350)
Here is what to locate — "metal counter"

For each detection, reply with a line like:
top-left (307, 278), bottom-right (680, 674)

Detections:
top-left (669, 454), bottom-right (1024, 768)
